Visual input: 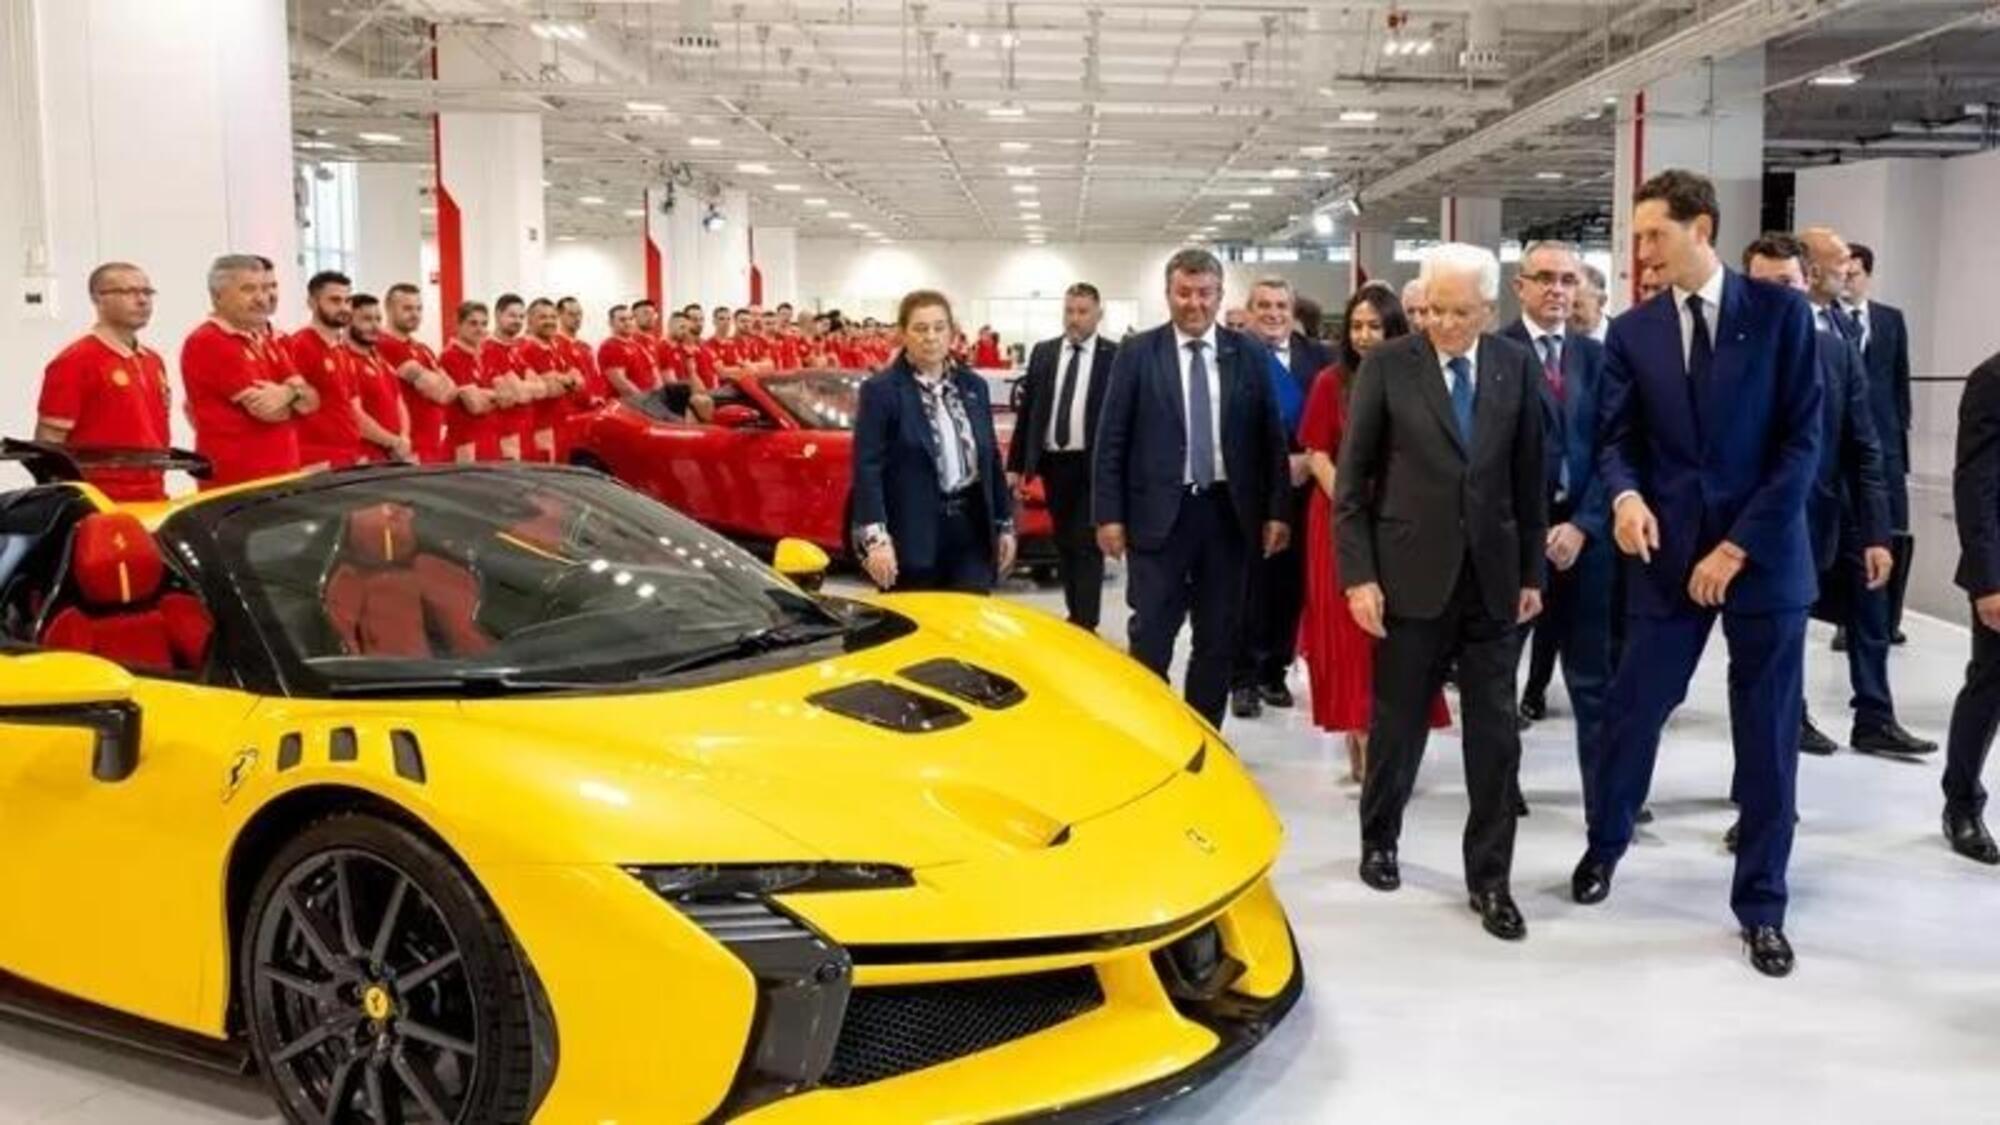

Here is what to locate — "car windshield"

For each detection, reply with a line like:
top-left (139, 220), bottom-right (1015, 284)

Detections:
top-left (212, 468), bottom-right (845, 693)
top-left (761, 372), bottom-right (864, 430)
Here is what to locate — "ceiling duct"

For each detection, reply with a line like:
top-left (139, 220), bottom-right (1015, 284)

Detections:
top-left (671, 0), bottom-right (721, 57)
top-left (1460, 2), bottom-right (1506, 75)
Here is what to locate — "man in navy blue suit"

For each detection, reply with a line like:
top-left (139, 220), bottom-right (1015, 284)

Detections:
top-left (1843, 242), bottom-right (1916, 642)
top-left (1571, 170), bottom-right (1823, 978)
top-left (1094, 248), bottom-right (1292, 728)
top-left (1504, 241), bottom-right (1612, 777)
top-left (1231, 276), bottom-right (1331, 719)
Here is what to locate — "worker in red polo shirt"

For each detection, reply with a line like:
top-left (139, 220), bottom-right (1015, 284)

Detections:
top-left (285, 270), bottom-right (372, 470)
top-left (597, 305), bottom-right (650, 398)
top-left (438, 301), bottom-right (504, 462)
top-left (181, 254), bottom-right (320, 490)
top-left (37, 262), bottom-right (174, 501)
top-left (374, 283), bottom-right (457, 463)
top-left (345, 293), bottom-right (413, 463)
top-left (633, 298), bottom-right (663, 346)
top-left (483, 293), bottom-right (535, 460)
top-left (517, 298), bottom-right (584, 461)
top-left (556, 295), bottom-right (605, 401)
top-left (702, 305), bottom-right (742, 379)
top-left (732, 307), bottom-right (774, 374)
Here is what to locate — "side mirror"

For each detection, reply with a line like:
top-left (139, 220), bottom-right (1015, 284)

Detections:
top-left (712, 403), bottom-right (762, 429)
top-left (0, 652), bottom-right (141, 782)
top-left (773, 537), bottom-right (831, 592)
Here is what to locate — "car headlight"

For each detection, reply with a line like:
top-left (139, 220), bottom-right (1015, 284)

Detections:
top-left (626, 861), bottom-right (914, 901)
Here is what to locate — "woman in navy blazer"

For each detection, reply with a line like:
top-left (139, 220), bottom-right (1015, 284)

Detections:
top-left (849, 290), bottom-right (1015, 592)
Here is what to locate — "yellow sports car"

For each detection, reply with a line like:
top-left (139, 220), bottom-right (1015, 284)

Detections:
top-left (0, 441), bottom-right (1300, 1123)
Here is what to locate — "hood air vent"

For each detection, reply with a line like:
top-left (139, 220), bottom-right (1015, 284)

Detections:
top-left (808, 681), bottom-right (970, 733)
top-left (898, 659), bottom-right (1025, 710)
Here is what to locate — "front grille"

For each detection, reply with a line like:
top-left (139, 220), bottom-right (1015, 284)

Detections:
top-left (821, 968), bottom-right (1105, 1088)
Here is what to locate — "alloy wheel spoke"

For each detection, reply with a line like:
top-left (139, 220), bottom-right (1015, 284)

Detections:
top-left (364, 1057), bottom-right (392, 1124)
top-left (262, 964), bottom-right (326, 1000)
top-left (391, 1049), bottom-right (457, 1123)
top-left (333, 856), bottom-right (366, 957)
top-left (285, 884), bottom-right (348, 974)
top-left (270, 1021), bottom-right (338, 1066)
top-left (396, 949), bottom-right (461, 994)
top-left (317, 1053), bottom-right (362, 1125)
top-left (398, 1018), bottom-right (476, 1058)
top-left (369, 875), bottom-right (410, 967)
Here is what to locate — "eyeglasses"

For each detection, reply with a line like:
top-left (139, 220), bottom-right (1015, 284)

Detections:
top-left (95, 287), bottom-right (157, 298)
top-left (1520, 271), bottom-right (1580, 288)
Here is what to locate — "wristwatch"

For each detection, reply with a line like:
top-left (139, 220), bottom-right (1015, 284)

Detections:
top-left (857, 524), bottom-right (891, 553)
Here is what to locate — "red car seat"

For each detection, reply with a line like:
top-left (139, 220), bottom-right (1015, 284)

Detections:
top-left (40, 511), bottom-right (212, 672)
top-left (322, 502), bottom-right (493, 659)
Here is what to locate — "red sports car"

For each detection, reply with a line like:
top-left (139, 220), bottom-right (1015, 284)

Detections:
top-left (561, 370), bottom-right (1059, 575)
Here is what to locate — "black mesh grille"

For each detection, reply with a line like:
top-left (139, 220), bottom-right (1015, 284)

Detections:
top-left (821, 968), bottom-right (1105, 1088)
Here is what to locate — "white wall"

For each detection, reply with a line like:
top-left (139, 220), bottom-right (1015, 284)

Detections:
top-left (545, 237), bottom-right (646, 342)
top-left (352, 163), bottom-right (425, 298)
top-left (1793, 158), bottom-right (1942, 378)
top-left (0, 0), bottom-right (298, 463)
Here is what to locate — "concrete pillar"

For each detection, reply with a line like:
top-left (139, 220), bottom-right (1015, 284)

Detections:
top-left (352, 163), bottom-right (425, 296)
top-left (697, 189), bottom-right (753, 307)
top-left (1610, 45), bottom-right (1766, 313)
top-left (1351, 229), bottom-right (1398, 292)
top-left (662, 186), bottom-right (706, 312)
top-left (0, 0), bottom-right (298, 445)
top-left (1440, 196), bottom-right (1503, 252)
top-left (434, 29), bottom-right (547, 343)
top-left (755, 226), bottom-right (798, 307)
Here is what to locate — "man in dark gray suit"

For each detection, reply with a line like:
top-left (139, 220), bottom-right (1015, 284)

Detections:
top-left (1094, 248), bottom-right (1292, 728)
top-left (1336, 243), bottom-right (1547, 941)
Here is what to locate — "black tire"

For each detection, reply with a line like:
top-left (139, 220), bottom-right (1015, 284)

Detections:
top-left (240, 813), bottom-right (537, 1124)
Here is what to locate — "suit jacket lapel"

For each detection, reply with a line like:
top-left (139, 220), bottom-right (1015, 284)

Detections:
top-left (1561, 334), bottom-right (1587, 431)
top-left (1216, 330), bottom-right (1239, 455)
top-left (1701, 270), bottom-right (1753, 439)
top-left (899, 366), bottom-right (943, 463)
top-left (1412, 336), bottom-right (1467, 458)
top-left (1155, 327), bottom-right (1187, 447)
top-left (1470, 336), bottom-right (1507, 458)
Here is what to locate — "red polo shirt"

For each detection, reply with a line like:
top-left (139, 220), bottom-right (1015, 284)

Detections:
top-left (346, 342), bottom-right (404, 462)
top-left (515, 335), bottom-right (566, 449)
top-left (441, 341), bottom-right (500, 460)
top-left (482, 337), bottom-right (532, 454)
top-left (181, 319), bottom-right (301, 489)
top-left (377, 332), bottom-right (447, 463)
top-left (287, 328), bottom-right (364, 469)
top-left (39, 333), bottom-right (173, 501)
top-left (599, 336), bottom-right (658, 393)
top-left (561, 334), bottom-right (605, 402)
top-left (702, 336), bottom-right (740, 373)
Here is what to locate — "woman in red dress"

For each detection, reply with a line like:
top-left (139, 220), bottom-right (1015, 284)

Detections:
top-left (1298, 285), bottom-right (1451, 783)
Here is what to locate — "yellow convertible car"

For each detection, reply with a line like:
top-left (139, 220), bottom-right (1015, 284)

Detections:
top-left (0, 441), bottom-right (1300, 1123)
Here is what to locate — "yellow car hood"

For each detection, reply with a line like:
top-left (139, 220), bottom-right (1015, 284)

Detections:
top-left (453, 595), bottom-right (1207, 868)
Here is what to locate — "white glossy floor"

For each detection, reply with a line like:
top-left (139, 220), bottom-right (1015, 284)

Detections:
top-left (6, 573), bottom-right (2000, 1124)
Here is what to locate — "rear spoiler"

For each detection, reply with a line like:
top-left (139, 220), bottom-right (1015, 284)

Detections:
top-left (0, 439), bottom-right (212, 486)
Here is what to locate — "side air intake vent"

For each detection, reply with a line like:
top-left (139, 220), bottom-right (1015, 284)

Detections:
top-left (808, 681), bottom-right (970, 733)
top-left (898, 659), bottom-right (1025, 710)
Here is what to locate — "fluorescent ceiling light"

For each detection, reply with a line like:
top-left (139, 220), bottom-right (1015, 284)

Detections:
top-left (736, 162), bottom-right (772, 175)
top-left (1299, 145), bottom-right (1330, 158)
top-left (688, 136), bottom-right (721, 147)
top-left (625, 101), bottom-right (667, 113)
top-left (1407, 215), bottom-right (1429, 224)
top-left (357, 132), bottom-right (403, 144)
top-left (624, 208), bottom-right (646, 217)
top-left (298, 140), bottom-right (337, 151)
top-left (848, 222), bottom-right (869, 230)
top-left (827, 210), bottom-right (851, 218)
top-left (1312, 213), bottom-right (1335, 236)
top-left (1000, 32), bottom-right (1019, 48)
top-left (1228, 201), bottom-right (1252, 210)
top-left (1338, 109), bottom-right (1379, 124)
top-left (419, 206), bottom-right (436, 216)
top-left (578, 195), bottom-right (605, 205)
top-left (1012, 184), bottom-right (1038, 194)
top-left (804, 197), bottom-right (828, 206)
top-left (773, 183), bottom-right (801, 193)
top-left (1211, 214), bottom-right (1238, 222)
top-left (999, 140), bottom-right (1032, 152)
top-left (1006, 165), bottom-right (1035, 177)
top-left (531, 21), bottom-right (586, 42)
top-left (1311, 170), bottom-right (1335, 180)
top-left (966, 30), bottom-right (982, 48)
top-left (987, 102), bottom-right (1026, 118)
top-left (1810, 66), bottom-right (1862, 87)
top-left (1269, 167), bottom-right (1300, 180)
top-left (1535, 171), bottom-right (1565, 181)
top-left (1244, 186), bottom-right (1275, 197)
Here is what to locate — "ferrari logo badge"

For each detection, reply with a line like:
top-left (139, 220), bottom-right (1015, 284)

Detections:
top-left (111, 368), bottom-right (130, 387)
top-left (111, 532), bottom-right (128, 551)
top-left (222, 749), bottom-right (257, 801)
top-left (361, 984), bottom-right (394, 1021)
top-left (1186, 827), bottom-right (1215, 854)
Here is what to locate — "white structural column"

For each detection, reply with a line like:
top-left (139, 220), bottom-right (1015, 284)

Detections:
top-left (1439, 196), bottom-right (1502, 252)
top-left (660, 186), bottom-right (705, 311)
top-left (754, 227), bottom-right (798, 307)
top-left (701, 190), bottom-right (753, 307)
top-left (1610, 46), bottom-right (1765, 313)
top-left (352, 163), bottom-right (425, 295)
top-left (1350, 229), bottom-right (1398, 292)
top-left (433, 29), bottom-right (546, 341)
top-left (0, 0), bottom-right (297, 444)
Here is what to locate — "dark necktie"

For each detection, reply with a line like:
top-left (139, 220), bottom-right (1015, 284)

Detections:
top-left (1539, 335), bottom-right (1565, 400)
top-left (1186, 339), bottom-right (1215, 487)
top-left (1687, 294), bottom-right (1714, 400)
top-left (1054, 341), bottom-right (1082, 449)
top-left (1448, 355), bottom-right (1474, 446)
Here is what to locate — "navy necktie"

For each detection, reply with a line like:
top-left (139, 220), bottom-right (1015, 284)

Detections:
top-left (1054, 342), bottom-right (1082, 449)
top-left (1448, 355), bottom-right (1474, 446)
top-left (1687, 294), bottom-right (1714, 397)
top-left (1186, 340), bottom-right (1215, 487)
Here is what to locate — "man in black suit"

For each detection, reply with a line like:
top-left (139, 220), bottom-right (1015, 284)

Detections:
top-left (1506, 240), bottom-right (1612, 762)
top-left (1336, 243), bottom-right (1547, 941)
top-left (1944, 348), bottom-right (2000, 865)
top-left (1094, 248), bottom-right (1291, 728)
top-left (1844, 242), bottom-right (1915, 642)
top-left (1231, 276), bottom-right (1331, 718)
top-left (1008, 282), bottom-right (1117, 629)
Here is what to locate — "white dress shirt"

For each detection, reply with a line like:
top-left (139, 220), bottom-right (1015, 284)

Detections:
top-left (1436, 337), bottom-right (1480, 395)
top-left (1045, 334), bottom-right (1099, 452)
top-left (1174, 324), bottom-right (1225, 484)
top-left (913, 370), bottom-right (971, 493)
top-left (1519, 315), bottom-right (1565, 371)
top-left (1671, 264), bottom-right (1727, 368)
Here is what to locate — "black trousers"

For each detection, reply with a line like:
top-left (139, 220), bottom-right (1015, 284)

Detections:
top-left (1944, 605), bottom-right (2000, 817)
top-left (896, 496), bottom-right (996, 593)
top-left (1233, 482), bottom-right (1309, 691)
top-left (1126, 486), bottom-right (1249, 728)
top-left (1039, 451), bottom-right (1105, 629)
top-left (1361, 560), bottom-right (1522, 893)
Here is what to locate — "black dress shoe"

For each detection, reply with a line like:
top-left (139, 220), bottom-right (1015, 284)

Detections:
top-left (1468, 890), bottom-right (1526, 941)
top-left (1519, 693), bottom-right (1547, 722)
top-left (1571, 856), bottom-right (1614, 904)
top-left (1359, 848), bottom-right (1401, 892)
top-left (1742, 925), bottom-right (1795, 977)
top-left (1830, 626), bottom-right (1848, 653)
top-left (1799, 715), bottom-right (1838, 756)
top-left (1259, 681), bottom-right (1294, 708)
top-left (1852, 720), bottom-right (1938, 757)
top-left (1944, 811), bottom-right (2000, 865)
top-left (1892, 628), bottom-right (1908, 646)
top-left (1636, 806), bottom-right (1655, 825)
top-left (1512, 791), bottom-right (1530, 817)
top-left (1230, 687), bottom-right (1262, 720)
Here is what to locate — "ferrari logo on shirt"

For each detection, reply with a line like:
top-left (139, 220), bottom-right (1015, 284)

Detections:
top-left (324, 357), bottom-right (336, 372)
top-left (111, 368), bottom-right (130, 387)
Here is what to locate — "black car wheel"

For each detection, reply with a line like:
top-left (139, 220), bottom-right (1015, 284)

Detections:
top-left (241, 814), bottom-right (537, 1124)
